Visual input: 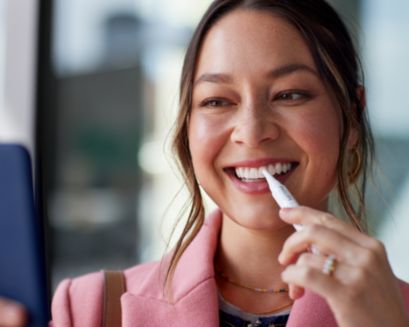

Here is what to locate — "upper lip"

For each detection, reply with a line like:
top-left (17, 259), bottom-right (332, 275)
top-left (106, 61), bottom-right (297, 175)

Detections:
top-left (224, 158), bottom-right (298, 169)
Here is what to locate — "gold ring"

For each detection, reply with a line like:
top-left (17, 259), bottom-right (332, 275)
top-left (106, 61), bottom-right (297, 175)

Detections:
top-left (322, 255), bottom-right (337, 276)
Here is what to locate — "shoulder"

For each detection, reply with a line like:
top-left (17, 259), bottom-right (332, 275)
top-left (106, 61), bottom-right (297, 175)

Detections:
top-left (50, 261), bottom-right (162, 327)
top-left (124, 260), bottom-right (169, 298)
top-left (51, 271), bottom-right (105, 327)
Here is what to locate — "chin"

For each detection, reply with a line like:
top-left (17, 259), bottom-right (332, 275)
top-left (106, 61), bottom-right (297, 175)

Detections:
top-left (223, 205), bottom-right (286, 231)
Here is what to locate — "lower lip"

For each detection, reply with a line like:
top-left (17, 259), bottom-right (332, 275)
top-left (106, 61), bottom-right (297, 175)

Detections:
top-left (226, 168), bottom-right (295, 194)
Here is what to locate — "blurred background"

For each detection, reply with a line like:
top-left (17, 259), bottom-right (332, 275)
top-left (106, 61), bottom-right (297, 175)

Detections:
top-left (0, 0), bottom-right (408, 290)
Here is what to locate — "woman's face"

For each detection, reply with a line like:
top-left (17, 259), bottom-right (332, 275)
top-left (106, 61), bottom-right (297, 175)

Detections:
top-left (189, 9), bottom-right (350, 230)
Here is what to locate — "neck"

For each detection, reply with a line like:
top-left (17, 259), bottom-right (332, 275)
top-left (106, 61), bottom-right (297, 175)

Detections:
top-left (215, 213), bottom-right (294, 289)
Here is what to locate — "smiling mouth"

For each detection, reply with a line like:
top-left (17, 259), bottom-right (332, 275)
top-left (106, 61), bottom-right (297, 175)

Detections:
top-left (225, 162), bottom-right (299, 182)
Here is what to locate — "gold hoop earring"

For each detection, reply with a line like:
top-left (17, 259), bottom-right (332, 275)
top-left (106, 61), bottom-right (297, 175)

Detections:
top-left (348, 147), bottom-right (361, 183)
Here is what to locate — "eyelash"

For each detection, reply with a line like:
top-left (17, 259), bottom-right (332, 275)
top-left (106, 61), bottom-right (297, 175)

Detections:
top-left (274, 90), bottom-right (311, 102)
top-left (198, 90), bottom-right (312, 108)
top-left (199, 98), bottom-right (232, 108)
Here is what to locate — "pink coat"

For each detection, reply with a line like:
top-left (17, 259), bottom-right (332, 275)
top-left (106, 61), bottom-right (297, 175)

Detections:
top-left (51, 210), bottom-right (409, 326)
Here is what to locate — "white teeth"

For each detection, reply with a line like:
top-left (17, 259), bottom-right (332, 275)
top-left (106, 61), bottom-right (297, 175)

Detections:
top-left (267, 165), bottom-right (276, 176)
top-left (235, 163), bottom-right (293, 180)
top-left (276, 163), bottom-right (283, 174)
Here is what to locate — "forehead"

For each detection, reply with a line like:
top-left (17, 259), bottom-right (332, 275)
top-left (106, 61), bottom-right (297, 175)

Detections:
top-left (195, 9), bottom-right (316, 79)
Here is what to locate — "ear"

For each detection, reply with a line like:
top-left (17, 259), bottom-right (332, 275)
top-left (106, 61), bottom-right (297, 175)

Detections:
top-left (347, 85), bottom-right (365, 150)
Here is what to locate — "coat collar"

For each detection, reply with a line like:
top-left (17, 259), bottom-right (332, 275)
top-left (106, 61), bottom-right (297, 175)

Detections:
top-left (121, 210), bottom-right (337, 326)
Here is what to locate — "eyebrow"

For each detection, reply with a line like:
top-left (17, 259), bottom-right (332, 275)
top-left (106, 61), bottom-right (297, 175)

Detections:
top-left (193, 63), bottom-right (318, 87)
top-left (267, 63), bottom-right (318, 79)
top-left (193, 73), bottom-right (233, 86)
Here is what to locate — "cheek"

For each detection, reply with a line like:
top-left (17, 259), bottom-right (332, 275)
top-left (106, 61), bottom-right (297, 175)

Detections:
top-left (295, 109), bottom-right (341, 169)
top-left (287, 107), bottom-right (342, 206)
top-left (302, 122), bottom-right (339, 154)
top-left (188, 114), bottom-right (227, 177)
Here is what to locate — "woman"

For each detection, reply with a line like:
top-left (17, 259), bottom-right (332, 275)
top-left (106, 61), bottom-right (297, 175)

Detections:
top-left (53, 0), bottom-right (409, 326)
top-left (3, 0), bottom-right (409, 326)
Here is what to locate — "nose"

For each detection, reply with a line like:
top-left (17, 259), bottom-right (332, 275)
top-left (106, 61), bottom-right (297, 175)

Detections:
top-left (230, 106), bottom-right (280, 148)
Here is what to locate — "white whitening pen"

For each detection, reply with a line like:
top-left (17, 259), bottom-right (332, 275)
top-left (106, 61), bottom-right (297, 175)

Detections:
top-left (261, 168), bottom-right (303, 231)
top-left (262, 168), bottom-right (319, 254)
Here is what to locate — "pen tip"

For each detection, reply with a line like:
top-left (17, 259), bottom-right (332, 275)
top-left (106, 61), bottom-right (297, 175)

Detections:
top-left (261, 167), bottom-right (269, 178)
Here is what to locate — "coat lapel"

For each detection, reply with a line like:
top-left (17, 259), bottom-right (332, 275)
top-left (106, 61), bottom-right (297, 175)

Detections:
top-left (121, 279), bottom-right (219, 327)
top-left (121, 210), bottom-right (222, 327)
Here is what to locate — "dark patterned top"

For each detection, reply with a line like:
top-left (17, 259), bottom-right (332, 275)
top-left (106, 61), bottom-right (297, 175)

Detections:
top-left (219, 309), bottom-right (289, 327)
top-left (218, 293), bottom-right (290, 327)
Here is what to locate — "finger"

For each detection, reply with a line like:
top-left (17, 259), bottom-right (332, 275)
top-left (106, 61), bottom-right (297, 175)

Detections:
top-left (295, 252), bottom-right (359, 285)
top-left (281, 263), bottom-right (344, 303)
top-left (289, 284), bottom-right (304, 300)
top-left (278, 223), bottom-right (364, 266)
top-left (0, 298), bottom-right (27, 327)
top-left (280, 206), bottom-right (375, 248)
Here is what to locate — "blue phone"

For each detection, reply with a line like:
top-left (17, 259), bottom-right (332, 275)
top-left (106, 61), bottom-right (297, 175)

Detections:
top-left (0, 144), bottom-right (49, 326)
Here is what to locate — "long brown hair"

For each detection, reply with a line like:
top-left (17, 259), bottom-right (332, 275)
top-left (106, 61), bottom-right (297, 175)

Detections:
top-left (167, 0), bottom-right (374, 294)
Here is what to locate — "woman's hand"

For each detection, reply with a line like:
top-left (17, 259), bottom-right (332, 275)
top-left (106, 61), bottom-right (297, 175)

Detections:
top-left (0, 297), bottom-right (27, 327)
top-left (278, 206), bottom-right (409, 327)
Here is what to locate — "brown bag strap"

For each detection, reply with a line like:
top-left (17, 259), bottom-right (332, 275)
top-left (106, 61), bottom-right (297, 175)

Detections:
top-left (103, 270), bottom-right (126, 327)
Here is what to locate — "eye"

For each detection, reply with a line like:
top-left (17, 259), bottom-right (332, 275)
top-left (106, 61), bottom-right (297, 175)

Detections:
top-left (275, 90), bottom-right (311, 103)
top-left (199, 98), bottom-right (232, 108)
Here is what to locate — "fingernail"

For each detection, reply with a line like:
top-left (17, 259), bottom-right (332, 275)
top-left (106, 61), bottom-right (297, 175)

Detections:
top-left (278, 251), bottom-right (287, 264)
top-left (289, 286), bottom-right (296, 300)
top-left (293, 286), bottom-right (305, 299)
